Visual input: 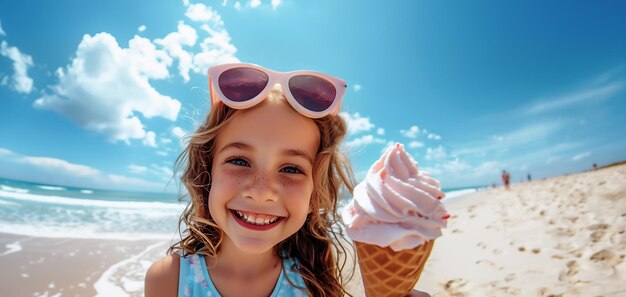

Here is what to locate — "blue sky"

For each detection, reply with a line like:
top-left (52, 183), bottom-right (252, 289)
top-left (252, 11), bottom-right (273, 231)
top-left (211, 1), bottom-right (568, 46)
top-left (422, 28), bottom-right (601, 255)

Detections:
top-left (1, 0), bottom-right (625, 193)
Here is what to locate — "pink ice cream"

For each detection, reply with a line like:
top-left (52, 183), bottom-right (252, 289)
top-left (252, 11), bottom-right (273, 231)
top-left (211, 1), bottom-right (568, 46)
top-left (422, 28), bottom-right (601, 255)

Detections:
top-left (342, 143), bottom-right (448, 252)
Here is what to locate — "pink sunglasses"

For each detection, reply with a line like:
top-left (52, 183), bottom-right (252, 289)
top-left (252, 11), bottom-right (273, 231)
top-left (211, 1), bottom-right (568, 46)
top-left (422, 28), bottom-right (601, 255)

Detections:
top-left (208, 63), bottom-right (347, 118)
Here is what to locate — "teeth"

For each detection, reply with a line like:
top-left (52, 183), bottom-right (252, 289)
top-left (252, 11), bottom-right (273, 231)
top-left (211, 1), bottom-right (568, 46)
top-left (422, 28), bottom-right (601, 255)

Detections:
top-left (234, 210), bottom-right (279, 225)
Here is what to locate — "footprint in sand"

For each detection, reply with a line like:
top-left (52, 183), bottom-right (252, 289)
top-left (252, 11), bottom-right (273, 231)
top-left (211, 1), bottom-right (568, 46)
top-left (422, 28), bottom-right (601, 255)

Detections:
top-left (442, 278), bottom-right (469, 296)
top-left (518, 246), bottom-right (526, 252)
top-left (558, 260), bottom-right (578, 281)
top-left (477, 242), bottom-right (487, 250)
top-left (588, 224), bottom-right (609, 243)
top-left (475, 259), bottom-right (502, 271)
top-left (538, 289), bottom-right (564, 297)
top-left (609, 229), bottom-right (626, 245)
top-left (532, 248), bottom-right (541, 254)
top-left (590, 249), bottom-right (617, 265)
top-left (590, 230), bottom-right (605, 243)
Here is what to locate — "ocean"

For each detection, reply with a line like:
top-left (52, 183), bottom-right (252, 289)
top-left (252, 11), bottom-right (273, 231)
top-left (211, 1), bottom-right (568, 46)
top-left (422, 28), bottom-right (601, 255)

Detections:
top-left (0, 177), bottom-right (185, 241)
top-left (0, 177), bottom-right (480, 241)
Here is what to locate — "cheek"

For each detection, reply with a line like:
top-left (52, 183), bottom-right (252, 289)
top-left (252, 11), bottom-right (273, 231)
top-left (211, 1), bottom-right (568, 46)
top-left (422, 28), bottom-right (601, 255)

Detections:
top-left (207, 172), bottom-right (239, 215)
top-left (282, 178), bottom-right (314, 212)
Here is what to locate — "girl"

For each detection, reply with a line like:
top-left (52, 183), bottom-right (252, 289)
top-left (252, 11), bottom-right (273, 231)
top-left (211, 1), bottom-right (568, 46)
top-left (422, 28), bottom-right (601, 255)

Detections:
top-left (145, 63), bottom-right (357, 297)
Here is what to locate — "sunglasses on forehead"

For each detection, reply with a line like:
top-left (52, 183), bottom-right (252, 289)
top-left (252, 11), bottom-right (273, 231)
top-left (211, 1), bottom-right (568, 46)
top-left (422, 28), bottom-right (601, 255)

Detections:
top-left (208, 63), bottom-right (347, 119)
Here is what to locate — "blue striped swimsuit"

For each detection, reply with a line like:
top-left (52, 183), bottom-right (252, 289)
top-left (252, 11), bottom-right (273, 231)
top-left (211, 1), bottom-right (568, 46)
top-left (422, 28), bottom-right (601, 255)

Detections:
top-left (177, 251), bottom-right (309, 297)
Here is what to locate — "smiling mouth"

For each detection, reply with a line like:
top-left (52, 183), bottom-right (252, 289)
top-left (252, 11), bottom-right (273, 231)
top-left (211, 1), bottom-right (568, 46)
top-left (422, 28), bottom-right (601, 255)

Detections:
top-left (230, 209), bottom-right (283, 227)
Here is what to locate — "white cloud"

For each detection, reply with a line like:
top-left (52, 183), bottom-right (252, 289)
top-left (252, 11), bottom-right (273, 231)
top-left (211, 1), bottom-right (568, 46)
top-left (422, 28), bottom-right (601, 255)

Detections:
top-left (143, 131), bottom-right (157, 147)
top-left (472, 161), bottom-right (503, 177)
top-left (128, 35), bottom-right (173, 79)
top-left (129, 164), bottom-right (148, 174)
top-left (250, 0), bottom-right (261, 8)
top-left (442, 158), bottom-right (470, 173)
top-left (0, 147), bottom-right (14, 156)
top-left (353, 84), bottom-right (362, 92)
top-left (172, 127), bottom-right (187, 139)
top-left (591, 65), bottom-right (625, 85)
top-left (525, 81), bottom-right (624, 114)
top-left (408, 141), bottom-right (424, 148)
top-left (193, 25), bottom-right (239, 75)
top-left (420, 166), bottom-right (442, 176)
top-left (222, 0), bottom-right (228, 6)
top-left (0, 19), bottom-right (5, 36)
top-left (400, 126), bottom-right (420, 138)
top-left (151, 164), bottom-right (174, 177)
top-left (20, 156), bottom-right (101, 177)
top-left (572, 151), bottom-right (591, 161)
top-left (156, 151), bottom-right (168, 156)
top-left (425, 145), bottom-right (447, 161)
top-left (545, 156), bottom-right (561, 164)
top-left (453, 121), bottom-right (564, 157)
top-left (161, 138), bottom-right (173, 144)
top-left (185, 3), bottom-right (224, 25)
top-left (34, 33), bottom-right (181, 144)
top-left (491, 135), bottom-right (504, 142)
top-left (344, 135), bottom-right (385, 151)
top-left (2, 148), bottom-right (168, 191)
top-left (340, 112), bottom-right (375, 135)
top-left (427, 133), bottom-right (441, 140)
top-left (234, 2), bottom-right (242, 10)
top-left (0, 41), bottom-right (34, 94)
top-left (106, 173), bottom-right (167, 190)
top-left (154, 21), bottom-right (198, 82)
top-left (376, 128), bottom-right (385, 135)
top-left (138, 25), bottom-right (146, 32)
top-left (271, 0), bottom-right (282, 10)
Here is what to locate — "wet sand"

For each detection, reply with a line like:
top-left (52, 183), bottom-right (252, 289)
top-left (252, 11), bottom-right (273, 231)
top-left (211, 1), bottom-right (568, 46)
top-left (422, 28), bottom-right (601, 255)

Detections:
top-left (0, 233), bottom-right (168, 297)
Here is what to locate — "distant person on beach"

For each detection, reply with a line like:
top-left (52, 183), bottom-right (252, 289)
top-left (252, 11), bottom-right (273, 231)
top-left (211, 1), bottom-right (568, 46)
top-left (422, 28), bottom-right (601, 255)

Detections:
top-left (527, 174), bottom-right (531, 182)
top-left (593, 163), bottom-right (598, 170)
top-left (145, 63), bottom-right (430, 297)
top-left (501, 170), bottom-right (511, 190)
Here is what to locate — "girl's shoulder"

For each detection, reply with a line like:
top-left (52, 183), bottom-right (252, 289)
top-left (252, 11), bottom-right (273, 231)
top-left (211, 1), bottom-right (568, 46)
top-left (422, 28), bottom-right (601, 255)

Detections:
top-left (145, 253), bottom-right (181, 297)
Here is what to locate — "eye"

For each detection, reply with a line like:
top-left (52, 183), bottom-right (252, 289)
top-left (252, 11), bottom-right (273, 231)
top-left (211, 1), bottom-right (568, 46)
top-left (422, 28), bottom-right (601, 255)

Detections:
top-left (281, 165), bottom-right (304, 175)
top-left (226, 157), bottom-right (250, 167)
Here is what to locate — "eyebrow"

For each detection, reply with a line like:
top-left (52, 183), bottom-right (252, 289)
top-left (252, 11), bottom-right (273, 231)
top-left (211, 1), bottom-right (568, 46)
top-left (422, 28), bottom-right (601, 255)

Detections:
top-left (218, 142), bottom-right (314, 166)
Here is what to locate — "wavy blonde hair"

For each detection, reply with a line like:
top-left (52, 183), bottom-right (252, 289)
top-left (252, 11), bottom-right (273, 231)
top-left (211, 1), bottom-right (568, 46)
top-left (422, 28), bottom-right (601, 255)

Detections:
top-left (168, 87), bottom-right (356, 296)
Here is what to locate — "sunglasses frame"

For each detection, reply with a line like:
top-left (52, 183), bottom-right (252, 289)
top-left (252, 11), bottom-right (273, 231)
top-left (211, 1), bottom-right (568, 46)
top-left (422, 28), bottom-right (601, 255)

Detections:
top-left (208, 63), bottom-right (347, 118)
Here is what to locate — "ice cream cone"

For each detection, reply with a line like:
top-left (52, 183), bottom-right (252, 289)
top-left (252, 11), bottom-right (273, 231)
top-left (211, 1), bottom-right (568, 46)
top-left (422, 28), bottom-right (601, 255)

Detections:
top-left (356, 240), bottom-right (434, 297)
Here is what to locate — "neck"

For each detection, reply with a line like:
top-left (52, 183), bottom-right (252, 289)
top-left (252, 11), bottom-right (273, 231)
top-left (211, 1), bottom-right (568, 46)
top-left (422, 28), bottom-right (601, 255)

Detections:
top-left (210, 235), bottom-right (281, 277)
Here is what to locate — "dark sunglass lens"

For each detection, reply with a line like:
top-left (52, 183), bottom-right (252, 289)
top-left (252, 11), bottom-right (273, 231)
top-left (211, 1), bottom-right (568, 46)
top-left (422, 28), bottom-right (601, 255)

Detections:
top-left (288, 75), bottom-right (336, 112)
top-left (218, 68), bottom-right (269, 102)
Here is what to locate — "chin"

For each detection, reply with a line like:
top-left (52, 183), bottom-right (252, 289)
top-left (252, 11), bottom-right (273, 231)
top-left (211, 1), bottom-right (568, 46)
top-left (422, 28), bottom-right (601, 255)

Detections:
top-left (231, 237), bottom-right (278, 254)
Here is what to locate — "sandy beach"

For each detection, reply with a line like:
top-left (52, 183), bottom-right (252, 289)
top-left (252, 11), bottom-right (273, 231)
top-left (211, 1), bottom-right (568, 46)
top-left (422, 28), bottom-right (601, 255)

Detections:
top-left (2, 164), bottom-right (624, 297)
top-left (415, 163), bottom-right (626, 296)
top-left (0, 233), bottom-right (169, 297)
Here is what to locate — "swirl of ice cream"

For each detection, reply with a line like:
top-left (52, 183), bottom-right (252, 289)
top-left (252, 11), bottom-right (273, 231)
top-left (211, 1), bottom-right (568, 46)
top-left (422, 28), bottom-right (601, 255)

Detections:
top-left (342, 143), bottom-right (448, 252)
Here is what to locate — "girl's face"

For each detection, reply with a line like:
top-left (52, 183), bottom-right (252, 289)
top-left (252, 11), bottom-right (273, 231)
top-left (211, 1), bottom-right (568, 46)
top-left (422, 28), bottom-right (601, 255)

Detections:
top-left (209, 98), bottom-right (320, 254)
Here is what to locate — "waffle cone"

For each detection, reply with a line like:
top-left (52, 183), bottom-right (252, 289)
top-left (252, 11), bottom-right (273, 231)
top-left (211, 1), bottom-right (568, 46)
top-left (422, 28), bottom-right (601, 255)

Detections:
top-left (355, 240), bottom-right (434, 297)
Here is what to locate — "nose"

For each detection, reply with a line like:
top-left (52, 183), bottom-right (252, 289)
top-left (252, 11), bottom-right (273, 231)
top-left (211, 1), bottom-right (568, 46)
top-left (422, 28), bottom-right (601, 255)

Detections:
top-left (242, 172), bottom-right (279, 202)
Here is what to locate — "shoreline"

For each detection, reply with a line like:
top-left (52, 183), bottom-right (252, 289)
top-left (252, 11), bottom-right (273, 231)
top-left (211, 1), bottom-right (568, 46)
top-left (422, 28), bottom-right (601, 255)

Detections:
top-left (0, 233), bottom-right (171, 297)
